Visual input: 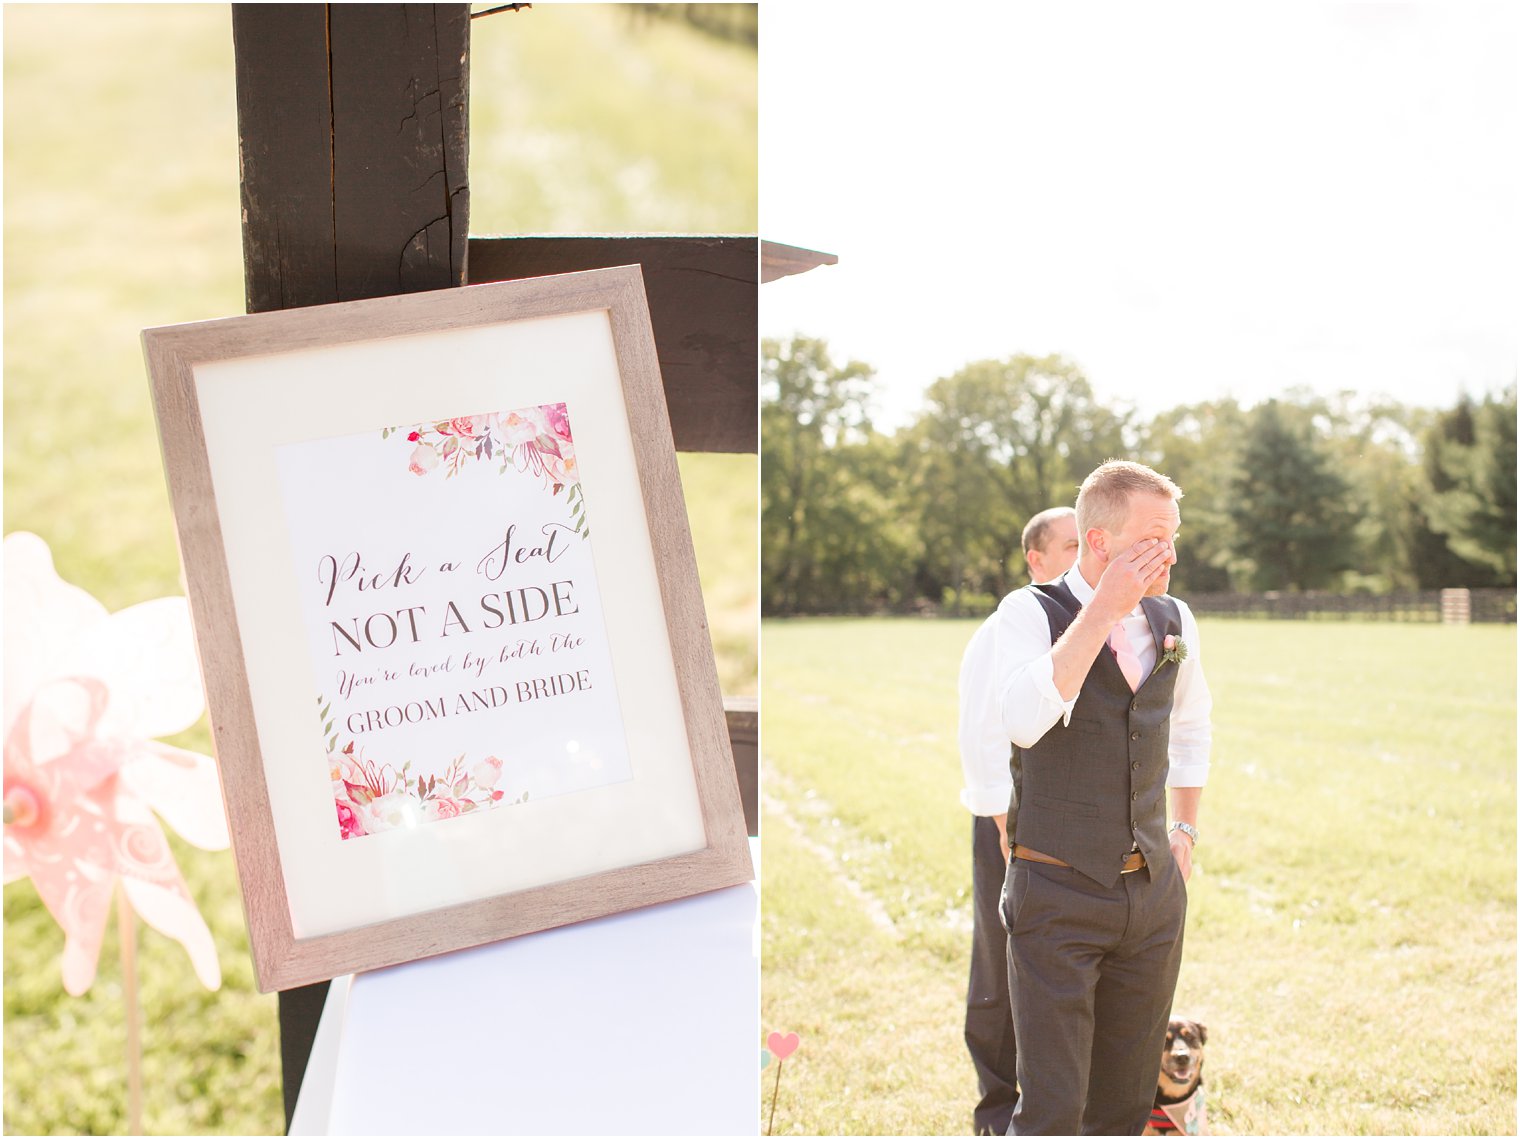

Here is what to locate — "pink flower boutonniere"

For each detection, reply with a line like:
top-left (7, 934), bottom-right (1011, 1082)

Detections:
top-left (1151, 634), bottom-right (1189, 677)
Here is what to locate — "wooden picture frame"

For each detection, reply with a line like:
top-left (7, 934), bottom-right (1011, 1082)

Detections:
top-left (143, 266), bottom-right (752, 992)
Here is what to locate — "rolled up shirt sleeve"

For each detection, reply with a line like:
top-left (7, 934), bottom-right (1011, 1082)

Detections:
top-left (994, 590), bottom-right (1079, 750)
top-left (1165, 600), bottom-right (1212, 788)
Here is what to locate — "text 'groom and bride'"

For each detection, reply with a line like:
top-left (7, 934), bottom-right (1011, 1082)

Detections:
top-left (342, 667), bottom-right (596, 735)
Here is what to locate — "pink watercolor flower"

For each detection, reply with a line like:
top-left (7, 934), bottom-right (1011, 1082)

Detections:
top-left (444, 416), bottom-right (482, 438)
top-left (539, 453), bottom-right (565, 486)
top-left (498, 411), bottom-right (540, 449)
top-left (335, 799), bottom-right (366, 840)
top-left (472, 755), bottom-right (503, 790)
top-left (541, 403), bottom-right (573, 442)
top-left (424, 797), bottom-right (465, 822)
top-left (3, 532), bottom-right (227, 995)
top-left (330, 743), bottom-right (362, 787)
top-left (408, 444), bottom-right (440, 476)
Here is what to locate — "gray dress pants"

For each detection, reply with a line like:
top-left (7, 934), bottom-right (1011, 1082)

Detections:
top-left (1001, 856), bottom-right (1186, 1136)
top-left (966, 816), bottom-right (1018, 1135)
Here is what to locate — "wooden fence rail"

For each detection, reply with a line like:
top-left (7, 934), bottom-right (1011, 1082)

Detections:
top-left (775, 588), bottom-right (1517, 623)
top-left (1185, 588), bottom-right (1516, 624)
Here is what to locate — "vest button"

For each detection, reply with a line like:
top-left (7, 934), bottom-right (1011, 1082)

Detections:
top-left (1132, 762), bottom-right (1141, 771)
top-left (1132, 791), bottom-right (1139, 801)
top-left (1131, 820), bottom-right (1138, 830)
top-left (1131, 701), bottom-right (1139, 712)
top-left (1130, 731), bottom-right (1141, 741)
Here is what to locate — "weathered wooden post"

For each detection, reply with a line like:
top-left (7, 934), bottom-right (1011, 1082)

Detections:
top-left (231, 4), bottom-right (470, 1125)
top-left (1441, 587), bottom-right (1472, 624)
top-left (234, 4), bottom-right (469, 311)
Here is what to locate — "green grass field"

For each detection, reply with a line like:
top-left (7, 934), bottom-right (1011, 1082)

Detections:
top-left (760, 617), bottom-right (1516, 1136)
top-left (4, 6), bottom-right (754, 1134)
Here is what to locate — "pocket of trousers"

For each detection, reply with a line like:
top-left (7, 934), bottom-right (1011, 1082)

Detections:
top-left (1000, 860), bottom-right (1036, 932)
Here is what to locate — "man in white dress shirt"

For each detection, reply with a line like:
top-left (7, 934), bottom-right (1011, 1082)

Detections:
top-left (958, 507), bottom-right (1079, 1135)
top-left (994, 461), bottom-right (1211, 1135)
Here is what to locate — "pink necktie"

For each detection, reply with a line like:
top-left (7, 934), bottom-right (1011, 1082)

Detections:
top-left (1108, 626), bottom-right (1143, 692)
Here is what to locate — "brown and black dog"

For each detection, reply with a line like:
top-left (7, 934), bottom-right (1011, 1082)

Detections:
top-left (1143, 1016), bottom-right (1208, 1135)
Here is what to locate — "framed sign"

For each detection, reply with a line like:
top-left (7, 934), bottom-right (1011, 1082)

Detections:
top-left (143, 267), bottom-right (752, 992)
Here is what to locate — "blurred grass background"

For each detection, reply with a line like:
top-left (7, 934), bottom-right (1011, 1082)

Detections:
top-left (3, 5), bottom-right (756, 1133)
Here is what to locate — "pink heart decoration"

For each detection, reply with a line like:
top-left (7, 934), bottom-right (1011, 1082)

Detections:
top-left (767, 1031), bottom-right (801, 1061)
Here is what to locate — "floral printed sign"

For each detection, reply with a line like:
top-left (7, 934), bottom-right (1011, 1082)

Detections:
top-left (390, 404), bottom-right (589, 536)
top-left (276, 402), bottom-right (631, 842)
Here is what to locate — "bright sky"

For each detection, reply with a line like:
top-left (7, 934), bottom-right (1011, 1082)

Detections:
top-left (759, 2), bottom-right (1518, 429)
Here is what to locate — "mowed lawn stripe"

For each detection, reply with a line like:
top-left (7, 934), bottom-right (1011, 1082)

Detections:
top-left (761, 802), bottom-right (972, 1136)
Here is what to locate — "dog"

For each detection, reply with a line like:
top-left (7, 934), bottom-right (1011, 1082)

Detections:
top-left (1142, 1016), bottom-right (1208, 1135)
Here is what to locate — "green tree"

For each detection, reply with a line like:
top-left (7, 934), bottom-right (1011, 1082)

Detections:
top-left (804, 433), bottom-right (918, 612)
top-left (1411, 396), bottom-right (1489, 588)
top-left (1422, 387), bottom-right (1517, 585)
top-left (903, 355), bottom-right (1132, 610)
top-left (1138, 398), bottom-right (1248, 593)
top-left (1228, 399), bottom-right (1357, 590)
top-left (899, 372), bottom-right (1010, 614)
top-left (1289, 390), bottom-right (1431, 594)
top-left (760, 336), bottom-right (878, 614)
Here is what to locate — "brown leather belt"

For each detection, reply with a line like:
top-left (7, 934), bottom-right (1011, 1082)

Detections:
top-left (1015, 844), bottom-right (1146, 874)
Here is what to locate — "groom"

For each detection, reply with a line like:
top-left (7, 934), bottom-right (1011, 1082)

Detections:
top-left (992, 460), bottom-right (1212, 1135)
top-left (958, 506), bottom-right (1079, 1135)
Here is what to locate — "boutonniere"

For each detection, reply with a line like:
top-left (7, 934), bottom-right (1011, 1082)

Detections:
top-left (1151, 634), bottom-right (1188, 676)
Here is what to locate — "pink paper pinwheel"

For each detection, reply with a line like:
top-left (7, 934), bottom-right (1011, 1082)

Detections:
top-left (3, 532), bottom-right (228, 995)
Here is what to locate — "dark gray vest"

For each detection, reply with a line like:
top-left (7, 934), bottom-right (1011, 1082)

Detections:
top-left (1007, 581), bottom-right (1183, 888)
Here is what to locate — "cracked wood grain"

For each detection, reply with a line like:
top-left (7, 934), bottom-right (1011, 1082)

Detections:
top-left (233, 3), bottom-right (469, 313)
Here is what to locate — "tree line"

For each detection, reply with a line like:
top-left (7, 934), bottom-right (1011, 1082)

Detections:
top-left (761, 336), bottom-right (1517, 616)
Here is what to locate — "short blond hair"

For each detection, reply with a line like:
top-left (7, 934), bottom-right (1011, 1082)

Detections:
top-left (1075, 460), bottom-right (1182, 555)
top-left (1022, 506), bottom-right (1076, 556)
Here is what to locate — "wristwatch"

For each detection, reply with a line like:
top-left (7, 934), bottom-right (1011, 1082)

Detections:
top-left (1169, 821), bottom-right (1199, 844)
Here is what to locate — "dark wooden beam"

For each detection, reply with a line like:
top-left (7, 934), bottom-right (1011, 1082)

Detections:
top-left (469, 236), bottom-right (758, 454)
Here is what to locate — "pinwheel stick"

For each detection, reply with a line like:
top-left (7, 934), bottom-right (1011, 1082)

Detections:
top-left (767, 1059), bottom-right (784, 1136)
top-left (116, 889), bottom-right (143, 1136)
